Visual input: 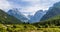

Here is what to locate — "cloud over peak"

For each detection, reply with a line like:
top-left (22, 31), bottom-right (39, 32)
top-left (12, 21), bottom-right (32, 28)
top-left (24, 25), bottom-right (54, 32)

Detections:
top-left (0, 0), bottom-right (60, 15)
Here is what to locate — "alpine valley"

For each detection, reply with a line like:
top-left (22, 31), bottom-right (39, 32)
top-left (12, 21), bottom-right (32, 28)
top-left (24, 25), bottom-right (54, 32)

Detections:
top-left (0, 1), bottom-right (60, 32)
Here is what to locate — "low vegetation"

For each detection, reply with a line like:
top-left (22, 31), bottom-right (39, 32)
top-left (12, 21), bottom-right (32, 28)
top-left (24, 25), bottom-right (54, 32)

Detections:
top-left (0, 23), bottom-right (60, 32)
top-left (0, 15), bottom-right (60, 32)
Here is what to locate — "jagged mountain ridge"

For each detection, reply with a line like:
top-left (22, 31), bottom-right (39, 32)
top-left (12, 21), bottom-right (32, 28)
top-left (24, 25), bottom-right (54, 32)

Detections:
top-left (8, 8), bottom-right (28, 22)
top-left (7, 9), bottom-right (47, 23)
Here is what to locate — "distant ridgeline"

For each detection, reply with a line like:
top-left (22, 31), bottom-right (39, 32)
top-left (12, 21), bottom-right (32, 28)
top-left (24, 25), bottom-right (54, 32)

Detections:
top-left (7, 2), bottom-right (60, 23)
top-left (0, 2), bottom-right (60, 24)
top-left (7, 8), bottom-right (47, 23)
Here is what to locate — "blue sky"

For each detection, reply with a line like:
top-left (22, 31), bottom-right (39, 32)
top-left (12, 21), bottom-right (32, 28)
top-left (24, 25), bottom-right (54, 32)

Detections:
top-left (0, 0), bottom-right (60, 16)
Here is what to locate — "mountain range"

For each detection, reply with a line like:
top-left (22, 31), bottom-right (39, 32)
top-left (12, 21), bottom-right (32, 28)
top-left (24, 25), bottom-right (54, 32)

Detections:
top-left (7, 9), bottom-right (47, 23)
top-left (2, 2), bottom-right (60, 23)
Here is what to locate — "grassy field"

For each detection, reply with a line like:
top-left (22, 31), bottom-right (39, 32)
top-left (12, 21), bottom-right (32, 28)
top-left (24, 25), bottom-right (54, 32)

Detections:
top-left (0, 24), bottom-right (60, 32)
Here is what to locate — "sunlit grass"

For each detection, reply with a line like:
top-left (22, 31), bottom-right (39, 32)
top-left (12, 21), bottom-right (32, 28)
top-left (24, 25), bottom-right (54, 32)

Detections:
top-left (0, 24), bottom-right (60, 32)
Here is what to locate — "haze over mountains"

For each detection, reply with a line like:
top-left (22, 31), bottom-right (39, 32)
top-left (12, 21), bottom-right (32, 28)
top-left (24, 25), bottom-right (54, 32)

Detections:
top-left (0, 0), bottom-right (60, 23)
top-left (7, 2), bottom-right (60, 23)
top-left (7, 8), bottom-right (47, 23)
top-left (0, 0), bottom-right (60, 24)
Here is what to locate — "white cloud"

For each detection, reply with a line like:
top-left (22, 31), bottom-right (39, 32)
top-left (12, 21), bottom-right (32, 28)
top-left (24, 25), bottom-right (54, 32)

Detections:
top-left (0, 0), bottom-right (11, 12)
top-left (7, 0), bottom-right (60, 16)
top-left (0, 0), bottom-right (60, 16)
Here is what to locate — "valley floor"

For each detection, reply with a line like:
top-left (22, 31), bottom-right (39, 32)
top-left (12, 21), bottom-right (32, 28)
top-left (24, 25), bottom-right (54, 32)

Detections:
top-left (0, 24), bottom-right (60, 32)
top-left (20, 28), bottom-right (60, 32)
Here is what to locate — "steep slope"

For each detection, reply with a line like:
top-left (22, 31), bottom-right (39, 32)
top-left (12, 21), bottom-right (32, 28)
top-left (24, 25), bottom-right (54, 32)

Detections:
top-left (33, 15), bottom-right (60, 28)
top-left (41, 2), bottom-right (60, 21)
top-left (0, 9), bottom-right (22, 24)
top-left (29, 10), bottom-right (47, 23)
top-left (8, 8), bottom-right (28, 22)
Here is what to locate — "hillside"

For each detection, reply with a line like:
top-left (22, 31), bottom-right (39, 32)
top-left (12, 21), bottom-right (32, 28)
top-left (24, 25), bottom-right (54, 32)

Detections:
top-left (40, 2), bottom-right (60, 21)
top-left (0, 9), bottom-right (22, 24)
